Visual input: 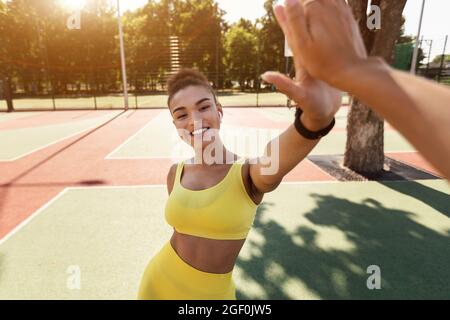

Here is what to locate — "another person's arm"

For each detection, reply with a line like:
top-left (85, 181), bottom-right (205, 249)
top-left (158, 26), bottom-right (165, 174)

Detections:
top-left (266, 0), bottom-right (450, 178)
top-left (340, 58), bottom-right (450, 179)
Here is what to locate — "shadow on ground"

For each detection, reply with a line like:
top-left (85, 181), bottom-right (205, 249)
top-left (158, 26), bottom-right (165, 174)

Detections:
top-left (380, 181), bottom-right (450, 218)
top-left (236, 191), bottom-right (450, 299)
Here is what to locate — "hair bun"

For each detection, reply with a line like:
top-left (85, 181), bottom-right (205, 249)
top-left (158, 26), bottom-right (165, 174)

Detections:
top-left (167, 68), bottom-right (209, 93)
top-left (166, 68), bottom-right (217, 106)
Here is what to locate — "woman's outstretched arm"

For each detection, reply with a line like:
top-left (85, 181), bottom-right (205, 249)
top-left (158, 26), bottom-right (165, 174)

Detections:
top-left (248, 121), bottom-right (328, 194)
top-left (268, 0), bottom-right (450, 178)
top-left (248, 69), bottom-right (341, 193)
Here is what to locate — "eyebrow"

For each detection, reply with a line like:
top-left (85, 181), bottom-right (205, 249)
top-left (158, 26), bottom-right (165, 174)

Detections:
top-left (172, 98), bottom-right (211, 114)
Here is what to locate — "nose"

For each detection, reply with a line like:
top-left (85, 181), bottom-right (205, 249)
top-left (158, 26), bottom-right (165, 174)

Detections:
top-left (189, 111), bottom-right (204, 131)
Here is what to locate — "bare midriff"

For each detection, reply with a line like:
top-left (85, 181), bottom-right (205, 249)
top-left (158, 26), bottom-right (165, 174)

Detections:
top-left (170, 229), bottom-right (246, 274)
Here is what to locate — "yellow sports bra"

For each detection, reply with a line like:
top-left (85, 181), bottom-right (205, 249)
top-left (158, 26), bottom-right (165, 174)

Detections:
top-left (165, 158), bottom-right (258, 240)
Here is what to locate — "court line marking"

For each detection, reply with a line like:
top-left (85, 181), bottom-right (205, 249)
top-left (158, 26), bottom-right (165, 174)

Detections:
top-left (104, 110), bottom-right (165, 160)
top-left (304, 158), bottom-right (337, 181)
top-left (0, 180), bottom-right (346, 245)
top-left (0, 188), bottom-right (69, 246)
top-left (67, 184), bottom-right (167, 190)
top-left (0, 111), bottom-right (121, 162)
top-left (9, 177), bottom-right (443, 248)
top-left (105, 150), bottom-right (419, 160)
top-left (103, 115), bottom-right (417, 161)
top-left (0, 184), bottom-right (170, 246)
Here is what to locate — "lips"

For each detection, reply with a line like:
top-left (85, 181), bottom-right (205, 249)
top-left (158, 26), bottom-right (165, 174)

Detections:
top-left (190, 127), bottom-right (210, 136)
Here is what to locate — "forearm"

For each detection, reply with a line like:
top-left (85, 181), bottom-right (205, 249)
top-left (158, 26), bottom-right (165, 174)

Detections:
top-left (339, 58), bottom-right (450, 178)
top-left (252, 123), bottom-right (321, 191)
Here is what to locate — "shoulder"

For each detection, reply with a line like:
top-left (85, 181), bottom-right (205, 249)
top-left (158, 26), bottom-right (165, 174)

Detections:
top-left (167, 163), bottom-right (178, 195)
top-left (240, 158), bottom-right (264, 205)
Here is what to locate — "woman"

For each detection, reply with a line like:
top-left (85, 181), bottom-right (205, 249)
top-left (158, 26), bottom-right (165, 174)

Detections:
top-left (137, 66), bottom-right (341, 299)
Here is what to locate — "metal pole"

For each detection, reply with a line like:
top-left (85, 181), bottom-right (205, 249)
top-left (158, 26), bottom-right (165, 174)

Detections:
top-left (117, 0), bottom-right (129, 110)
top-left (437, 35), bottom-right (448, 82)
top-left (410, 0), bottom-right (425, 74)
top-left (425, 39), bottom-right (433, 77)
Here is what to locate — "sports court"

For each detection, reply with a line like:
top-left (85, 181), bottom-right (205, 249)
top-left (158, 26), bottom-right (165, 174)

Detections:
top-left (1, 0), bottom-right (450, 300)
top-left (1, 105), bottom-right (448, 299)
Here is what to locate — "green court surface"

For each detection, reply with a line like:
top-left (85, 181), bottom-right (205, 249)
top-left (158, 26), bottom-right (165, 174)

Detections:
top-left (254, 107), bottom-right (351, 127)
top-left (0, 180), bottom-right (448, 299)
top-left (0, 111), bottom-right (121, 161)
top-left (107, 110), bottom-right (414, 159)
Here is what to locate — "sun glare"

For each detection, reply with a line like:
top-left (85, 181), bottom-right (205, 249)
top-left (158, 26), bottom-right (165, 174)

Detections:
top-left (59, 0), bottom-right (87, 11)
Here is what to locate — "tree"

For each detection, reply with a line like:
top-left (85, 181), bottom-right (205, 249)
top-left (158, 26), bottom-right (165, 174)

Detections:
top-left (394, 16), bottom-right (425, 71)
top-left (223, 23), bottom-right (257, 91)
top-left (344, 0), bottom-right (408, 177)
top-left (174, 0), bottom-right (225, 86)
top-left (0, 1), bottom-right (6, 66)
top-left (432, 54), bottom-right (450, 64)
top-left (0, 0), bottom-right (14, 111)
top-left (123, 0), bottom-right (226, 90)
top-left (259, 0), bottom-right (285, 75)
top-left (125, 0), bottom-right (172, 91)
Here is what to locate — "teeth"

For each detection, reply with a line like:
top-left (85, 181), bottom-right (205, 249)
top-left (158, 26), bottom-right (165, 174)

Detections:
top-left (191, 127), bottom-right (209, 135)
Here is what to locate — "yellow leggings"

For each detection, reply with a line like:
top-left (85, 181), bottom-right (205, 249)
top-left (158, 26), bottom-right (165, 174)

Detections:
top-left (137, 241), bottom-right (236, 300)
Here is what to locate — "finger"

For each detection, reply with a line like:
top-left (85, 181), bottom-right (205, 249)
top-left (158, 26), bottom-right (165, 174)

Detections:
top-left (273, 5), bottom-right (295, 51)
top-left (283, 0), bottom-right (312, 74)
top-left (343, 3), bottom-right (368, 58)
top-left (284, 0), bottom-right (310, 45)
top-left (334, 0), bottom-right (350, 10)
top-left (274, 5), bottom-right (307, 78)
top-left (261, 71), bottom-right (306, 103)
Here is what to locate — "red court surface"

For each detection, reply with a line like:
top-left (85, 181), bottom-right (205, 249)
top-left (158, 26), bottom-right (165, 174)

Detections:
top-left (0, 109), bottom-right (440, 242)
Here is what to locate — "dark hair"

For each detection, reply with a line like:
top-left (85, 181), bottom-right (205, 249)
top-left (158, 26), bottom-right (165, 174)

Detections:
top-left (166, 68), bottom-right (218, 108)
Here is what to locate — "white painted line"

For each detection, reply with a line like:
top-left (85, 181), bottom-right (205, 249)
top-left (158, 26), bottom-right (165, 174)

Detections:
top-left (104, 110), bottom-right (164, 160)
top-left (0, 111), bottom-right (121, 162)
top-left (0, 180), bottom-right (345, 246)
top-left (280, 181), bottom-right (340, 185)
top-left (67, 184), bottom-right (166, 190)
top-left (305, 158), bottom-right (337, 181)
top-left (66, 182), bottom-right (340, 191)
top-left (0, 184), bottom-right (168, 246)
top-left (105, 156), bottom-right (187, 160)
top-left (0, 188), bottom-right (69, 246)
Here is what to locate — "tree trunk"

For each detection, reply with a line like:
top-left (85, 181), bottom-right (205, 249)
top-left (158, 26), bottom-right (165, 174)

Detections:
top-left (3, 76), bottom-right (14, 112)
top-left (344, 0), bottom-right (407, 177)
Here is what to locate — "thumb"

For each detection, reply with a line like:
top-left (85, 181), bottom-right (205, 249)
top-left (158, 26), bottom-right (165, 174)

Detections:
top-left (261, 71), bottom-right (305, 103)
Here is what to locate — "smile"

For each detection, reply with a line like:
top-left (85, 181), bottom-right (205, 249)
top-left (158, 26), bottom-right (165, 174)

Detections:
top-left (191, 127), bottom-right (210, 136)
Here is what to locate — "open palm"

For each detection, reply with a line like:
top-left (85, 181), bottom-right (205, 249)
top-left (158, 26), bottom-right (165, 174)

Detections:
top-left (262, 66), bottom-right (341, 125)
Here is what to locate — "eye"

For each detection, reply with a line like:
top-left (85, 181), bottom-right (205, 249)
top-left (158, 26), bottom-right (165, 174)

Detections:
top-left (200, 105), bottom-right (210, 111)
top-left (177, 114), bottom-right (187, 120)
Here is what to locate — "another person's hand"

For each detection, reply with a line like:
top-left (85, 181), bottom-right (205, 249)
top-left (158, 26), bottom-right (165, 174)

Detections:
top-left (273, 0), bottom-right (369, 89)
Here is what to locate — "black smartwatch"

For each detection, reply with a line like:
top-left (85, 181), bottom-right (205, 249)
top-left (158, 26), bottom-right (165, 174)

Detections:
top-left (294, 108), bottom-right (335, 140)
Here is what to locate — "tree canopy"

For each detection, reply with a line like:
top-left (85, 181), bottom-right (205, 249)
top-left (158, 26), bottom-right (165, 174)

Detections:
top-left (0, 0), bottom-right (286, 96)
